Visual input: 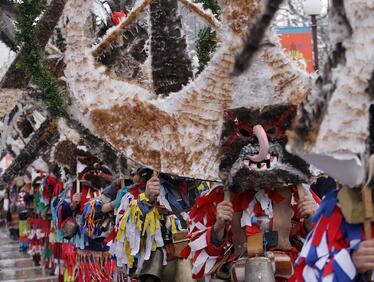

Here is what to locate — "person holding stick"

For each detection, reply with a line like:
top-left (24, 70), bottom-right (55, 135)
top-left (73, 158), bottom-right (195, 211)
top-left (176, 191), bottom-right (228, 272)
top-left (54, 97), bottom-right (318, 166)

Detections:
top-left (186, 105), bottom-right (320, 282)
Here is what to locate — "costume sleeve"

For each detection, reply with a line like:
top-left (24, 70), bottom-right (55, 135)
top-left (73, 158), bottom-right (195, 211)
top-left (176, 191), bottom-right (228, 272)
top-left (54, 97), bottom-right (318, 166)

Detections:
top-left (291, 189), bottom-right (362, 282)
top-left (186, 187), bottom-right (229, 279)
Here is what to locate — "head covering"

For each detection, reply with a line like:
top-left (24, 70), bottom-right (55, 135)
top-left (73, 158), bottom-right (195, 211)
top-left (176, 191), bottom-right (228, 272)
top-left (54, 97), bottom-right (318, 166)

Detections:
top-left (64, 0), bottom-right (310, 181)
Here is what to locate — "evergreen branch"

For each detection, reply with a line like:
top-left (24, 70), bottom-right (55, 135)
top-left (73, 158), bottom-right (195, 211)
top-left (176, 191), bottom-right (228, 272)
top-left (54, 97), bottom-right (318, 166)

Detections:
top-left (15, 0), bottom-right (67, 117)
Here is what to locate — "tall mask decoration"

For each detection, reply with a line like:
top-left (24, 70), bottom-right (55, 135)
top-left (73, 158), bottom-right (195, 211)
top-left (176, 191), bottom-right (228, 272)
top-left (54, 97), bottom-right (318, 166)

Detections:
top-left (63, 0), bottom-right (311, 181)
top-left (284, 3), bottom-right (374, 281)
top-left (287, 0), bottom-right (374, 189)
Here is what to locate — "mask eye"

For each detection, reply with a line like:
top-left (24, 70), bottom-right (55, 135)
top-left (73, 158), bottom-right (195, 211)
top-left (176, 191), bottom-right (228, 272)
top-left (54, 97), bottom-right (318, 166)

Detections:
top-left (239, 128), bottom-right (251, 138)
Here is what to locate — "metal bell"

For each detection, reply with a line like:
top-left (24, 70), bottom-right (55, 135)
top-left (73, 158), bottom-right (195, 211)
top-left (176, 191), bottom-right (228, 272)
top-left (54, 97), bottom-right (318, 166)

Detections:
top-left (160, 258), bottom-right (177, 282)
top-left (231, 257), bottom-right (247, 282)
top-left (139, 249), bottom-right (163, 282)
top-left (61, 218), bottom-right (78, 240)
top-left (174, 259), bottom-right (198, 282)
top-left (245, 257), bottom-right (275, 282)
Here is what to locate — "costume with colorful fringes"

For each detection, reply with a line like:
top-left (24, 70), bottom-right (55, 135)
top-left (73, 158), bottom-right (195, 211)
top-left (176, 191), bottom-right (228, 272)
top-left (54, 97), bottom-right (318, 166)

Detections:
top-left (106, 183), bottom-right (144, 279)
top-left (291, 189), bottom-right (373, 282)
top-left (75, 249), bottom-right (116, 282)
top-left (51, 187), bottom-right (76, 281)
top-left (80, 199), bottom-right (105, 240)
top-left (115, 192), bottom-right (165, 271)
top-left (74, 199), bottom-right (116, 281)
top-left (28, 218), bottom-right (49, 265)
top-left (42, 220), bottom-right (54, 269)
top-left (109, 180), bottom-right (209, 279)
top-left (17, 188), bottom-right (31, 251)
top-left (33, 175), bottom-right (63, 268)
top-left (19, 219), bottom-right (29, 250)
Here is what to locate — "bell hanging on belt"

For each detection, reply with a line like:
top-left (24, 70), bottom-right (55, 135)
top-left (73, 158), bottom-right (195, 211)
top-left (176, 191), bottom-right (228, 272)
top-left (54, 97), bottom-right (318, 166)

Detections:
top-left (139, 249), bottom-right (164, 282)
top-left (244, 257), bottom-right (275, 282)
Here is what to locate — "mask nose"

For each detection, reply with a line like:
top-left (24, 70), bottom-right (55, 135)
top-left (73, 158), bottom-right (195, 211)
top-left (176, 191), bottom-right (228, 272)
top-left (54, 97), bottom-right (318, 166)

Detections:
top-left (248, 124), bottom-right (269, 163)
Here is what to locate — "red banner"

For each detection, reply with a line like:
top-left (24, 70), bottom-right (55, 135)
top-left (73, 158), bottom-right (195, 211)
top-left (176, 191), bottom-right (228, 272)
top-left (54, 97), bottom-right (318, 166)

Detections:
top-left (277, 27), bottom-right (314, 73)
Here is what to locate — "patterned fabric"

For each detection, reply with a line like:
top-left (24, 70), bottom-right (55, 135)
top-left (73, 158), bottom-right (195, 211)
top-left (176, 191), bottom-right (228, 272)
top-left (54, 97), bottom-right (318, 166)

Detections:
top-left (75, 249), bottom-right (116, 282)
top-left (186, 185), bottom-right (320, 279)
top-left (28, 218), bottom-right (45, 256)
top-left (291, 189), bottom-right (371, 282)
top-left (109, 179), bottom-right (198, 276)
top-left (110, 181), bottom-right (167, 272)
top-left (19, 219), bottom-right (29, 250)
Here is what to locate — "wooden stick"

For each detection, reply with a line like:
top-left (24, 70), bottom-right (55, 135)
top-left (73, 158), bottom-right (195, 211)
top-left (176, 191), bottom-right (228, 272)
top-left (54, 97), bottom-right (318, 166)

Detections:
top-left (363, 155), bottom-right (374, 281)
top-left (363, 185), bottom-right (373, 281)
top-left (363, 185), bottom-right (372, 239)
top-left (120, 175), bottom-right (125, 188)
top-left (76, 156), bottom-right (80, 194)
top-left (76, 177), bottom-right (80, 194)
top-left (224, 188), bottom-right (231, 202)
top-left (297, 184), bottom-right (305, 199)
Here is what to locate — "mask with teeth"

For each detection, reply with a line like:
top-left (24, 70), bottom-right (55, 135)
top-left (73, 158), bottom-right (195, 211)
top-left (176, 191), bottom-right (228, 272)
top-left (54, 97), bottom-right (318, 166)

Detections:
top-left (219, 104), bottom-right (311, 193)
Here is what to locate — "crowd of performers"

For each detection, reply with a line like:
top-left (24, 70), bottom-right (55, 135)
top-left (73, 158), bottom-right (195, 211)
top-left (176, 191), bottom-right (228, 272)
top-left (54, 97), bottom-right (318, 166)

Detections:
top-left (3, 153), bottom-right (374, 281)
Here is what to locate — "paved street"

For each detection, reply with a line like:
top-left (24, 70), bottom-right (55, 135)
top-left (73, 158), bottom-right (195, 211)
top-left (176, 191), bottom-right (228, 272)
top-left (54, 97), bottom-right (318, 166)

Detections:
top-left (0, 228), bottom-right (57, 282)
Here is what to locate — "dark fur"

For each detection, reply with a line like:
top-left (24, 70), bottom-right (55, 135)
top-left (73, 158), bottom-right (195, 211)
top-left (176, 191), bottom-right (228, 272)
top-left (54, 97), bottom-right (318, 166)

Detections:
top-left (98, 23), bottom-right (148, 68)
top-left (233, 0), bottom-right (284, 75)
top-left (150, 0), bottom-right (193, 95)
top-left (1, 118), bottom-right (60, 183)
top-left (220, 105), bottom-right (311, 192)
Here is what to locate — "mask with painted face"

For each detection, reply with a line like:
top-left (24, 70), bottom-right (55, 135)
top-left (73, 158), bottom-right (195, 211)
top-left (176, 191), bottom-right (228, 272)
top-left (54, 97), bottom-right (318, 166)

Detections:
top-left (220, 105), bottom-right (311, 192)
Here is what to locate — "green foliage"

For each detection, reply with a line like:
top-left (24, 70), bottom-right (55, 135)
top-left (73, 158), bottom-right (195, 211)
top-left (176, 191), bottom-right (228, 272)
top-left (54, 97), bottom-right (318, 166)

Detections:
top-left (16, 0), bottom-right (67, 117)
top-left (195, 0), bottom-right (220, 73)
top-left (194, 0), bottom-right (220, 18)
top-left (196, 27), bottom-right (217, 73)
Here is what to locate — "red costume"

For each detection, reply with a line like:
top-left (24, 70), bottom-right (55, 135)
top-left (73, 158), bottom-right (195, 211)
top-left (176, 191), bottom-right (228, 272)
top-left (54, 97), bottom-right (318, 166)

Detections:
top-left (186, 185), bottom-right (320, 280)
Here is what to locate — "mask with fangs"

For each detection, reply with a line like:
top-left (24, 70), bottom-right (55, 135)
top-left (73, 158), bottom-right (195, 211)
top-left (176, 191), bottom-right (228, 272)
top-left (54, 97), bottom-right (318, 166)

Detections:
top-left (219, 104), bottom-right (311, 193)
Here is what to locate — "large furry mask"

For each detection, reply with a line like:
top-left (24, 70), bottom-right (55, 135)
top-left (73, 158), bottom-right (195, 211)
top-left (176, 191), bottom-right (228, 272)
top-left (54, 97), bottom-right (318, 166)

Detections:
top-left (219, 105), bottom-right (311, 192)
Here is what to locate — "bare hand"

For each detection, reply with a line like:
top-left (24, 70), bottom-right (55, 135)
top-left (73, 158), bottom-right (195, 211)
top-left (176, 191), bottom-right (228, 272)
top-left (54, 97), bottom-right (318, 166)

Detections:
top-left (352, 239), bottom-right (374, 273)
top-left (214, 201), bottom-right (234, 233)
top-left (298, 196), bottom-right (317, 219)
top-left (145, 176), bottom-right (160, 202)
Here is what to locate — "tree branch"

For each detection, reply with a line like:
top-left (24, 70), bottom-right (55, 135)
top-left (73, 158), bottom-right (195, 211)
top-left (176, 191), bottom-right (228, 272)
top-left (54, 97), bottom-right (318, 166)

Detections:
top-left (1, 0), bottom-right (68, 88)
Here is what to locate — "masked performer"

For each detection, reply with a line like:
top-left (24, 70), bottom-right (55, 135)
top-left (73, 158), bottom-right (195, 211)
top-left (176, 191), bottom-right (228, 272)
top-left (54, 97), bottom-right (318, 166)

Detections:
top-left (186, 105), bottom-right (320, 282)
top-left (15, 176), bottom-right (31, 252)
top-left (109, 167), bottom-right (209, 282)
top-left (29, 167), bottom-right (63, 269)
top-left (70, 155), bottom-right (116, 282)
top-left (73, 178), bottom-right (124, 282)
